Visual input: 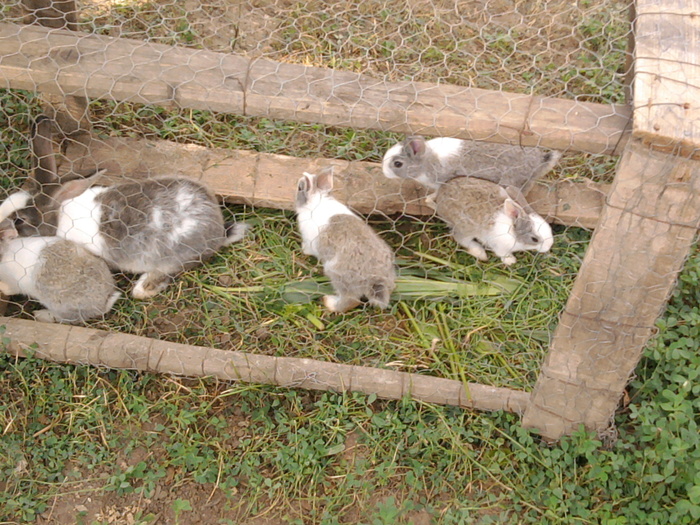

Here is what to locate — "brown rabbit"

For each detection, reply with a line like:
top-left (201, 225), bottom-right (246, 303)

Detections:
top-left (295, 170), bottom-right (396, 313)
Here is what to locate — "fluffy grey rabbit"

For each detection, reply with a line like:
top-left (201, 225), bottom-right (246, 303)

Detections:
top-left (296, 170), bottom-right (396, 313)
top-left (428, 176), bottom-right (553, 266)
top-left (382, 136), bottom-right (561, 191)
top-left (0, 116), bottom-right (249, 299)
top-left (0, 219), bottom-right (120, 324)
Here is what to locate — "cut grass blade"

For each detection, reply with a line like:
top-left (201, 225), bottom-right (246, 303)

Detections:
top-left (205, 273), bottom-right (521, 305)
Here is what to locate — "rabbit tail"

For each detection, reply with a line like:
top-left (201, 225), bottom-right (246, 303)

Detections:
top-left (367, 280), bottom-right (392, 309)
top-left (223, 221), bottom-right (251, 246)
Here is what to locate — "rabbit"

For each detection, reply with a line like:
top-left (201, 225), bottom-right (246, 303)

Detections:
top-left (52, 174), bottom-right (250, 299)
top-left (0, 117), bottom-right (250, 299)
top-left (295, 170), bottom-right (396, 313)
top-left (0, 219), bottom-right (121, 324)
top-left (427, 176), bottom-right (553, 266)
top-left (382, 135), bottom-right (561, 191)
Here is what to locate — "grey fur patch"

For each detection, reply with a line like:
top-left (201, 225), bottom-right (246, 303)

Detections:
top-left (316, 214), bottom-right (396, 308)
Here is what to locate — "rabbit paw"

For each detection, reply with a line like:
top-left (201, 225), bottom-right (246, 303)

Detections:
top-left (0, 281), bottom-right (13, 296)
top-left (34, 309), bottom-right (58, 323)
top-left (466, 245), bottom-right (489, 262)
top-left (424, 192), bottom-right (437, 209)
top-left (323, 295), bottom-right (361, 313)
top-left (132, 273), bottom-right (171, 299)
top-left (501, 255), bottom-right (517, 266)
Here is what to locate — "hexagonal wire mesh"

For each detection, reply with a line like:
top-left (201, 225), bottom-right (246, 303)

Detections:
top-left (0, 0), bottom-right (697, 439)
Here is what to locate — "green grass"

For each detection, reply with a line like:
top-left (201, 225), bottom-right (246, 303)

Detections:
top-left (2, 249), bottom-right (700, 523)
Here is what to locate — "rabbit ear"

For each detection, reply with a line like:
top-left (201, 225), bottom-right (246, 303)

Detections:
top-left (54, 170), bottom-right (105, 203)
top-left (503, 198), bottom-right (523, 220)
top-left (404, 136), bottom-right (427, 158)
top-left (316, 169), bottom-right (334, 192)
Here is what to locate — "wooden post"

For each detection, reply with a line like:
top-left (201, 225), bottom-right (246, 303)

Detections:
top-left (21, 1), bottom-right (91, 137)
top-left (522, 0), bottom-right (700, 440)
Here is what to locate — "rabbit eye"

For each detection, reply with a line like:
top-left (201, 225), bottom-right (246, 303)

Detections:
top-left (393, 160), bottom-right (403, 168)
top-left (530, 235), bottom-right (540, 243)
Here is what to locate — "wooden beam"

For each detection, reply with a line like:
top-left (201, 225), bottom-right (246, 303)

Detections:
top-left (522, 139), bottom-right (700, 440)
top-left (22, 1), bottom-right (91, 137)
top-left (0, 22), bottom-right (631, 155)
top-left (633, 0), bottom-right (700, 153)
top-left (61, 136), bottom-right (609, 229)
top-left (0, 317), bottom-right (531, 414)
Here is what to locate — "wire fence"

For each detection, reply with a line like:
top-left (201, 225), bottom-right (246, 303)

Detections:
top-left (0, 0), bottom-right (697, 440)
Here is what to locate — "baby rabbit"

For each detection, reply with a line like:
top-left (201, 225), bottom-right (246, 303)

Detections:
top-left (52, 175), bottom-right (249, 299)
top-left (428, 177), bottom-right (553, 266)
top-left (295, 170), bottom-right (396, 313)
top-left (0, 116), bottom-right (249, 299)
top-left (382, 135), bottom-right (561, 191)
top-left (0, 219), bottom-right (120, 324)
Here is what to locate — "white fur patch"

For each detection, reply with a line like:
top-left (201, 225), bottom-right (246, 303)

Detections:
top-left (0, 236), bottom-right (55, 297)
top-left (0, 191), bottom-right (31, 222)
top-left (530, 214), bottom-right (553, 253)
top-left (381, 143), bottom-right (403, 179)
top-left (163, 188), bottom-right (200, 243)
top-left (56, 187), bottom-right (108, 257)
top-left (297, 193), bottom-right (355, 257)
top-left (486, 210), bottom-right (518, 258)
top-left (175, 188), bottom-right (196, 210)
top-left (151, 208), bottom-right (163, 229)
top-left (169, 216), bottom-right (198, 241)
top-left (427, 137), bottom-right (464, 163)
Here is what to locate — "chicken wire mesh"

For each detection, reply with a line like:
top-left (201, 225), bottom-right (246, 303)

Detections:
top-left (1, 0), bottom-right (696, 438)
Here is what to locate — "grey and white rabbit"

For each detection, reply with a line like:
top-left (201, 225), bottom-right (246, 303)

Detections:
top-left (0, 116), bottom-right (249, 299)
top-left (295, 170), bottom-right (396, 313)
top-left (0, 219), bottom-right (120, 324)
top-left (427, 176), bottom-right (553, 266)
top-left (382, 136), bottom-right (561, 191)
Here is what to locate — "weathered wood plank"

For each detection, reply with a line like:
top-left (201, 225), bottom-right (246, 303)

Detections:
top-left (22, 1), bottom-right (91, 137)
top-left (0, 317), bottom-right (531, 414)
top-left (634, 0), bottom-right (700, 151)
top-left (522, 140), bottom-right (700, 440)
top-left (0, 22), bottom-right (631, 155)
top-left (61, 136), bottom-right (608, 228)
